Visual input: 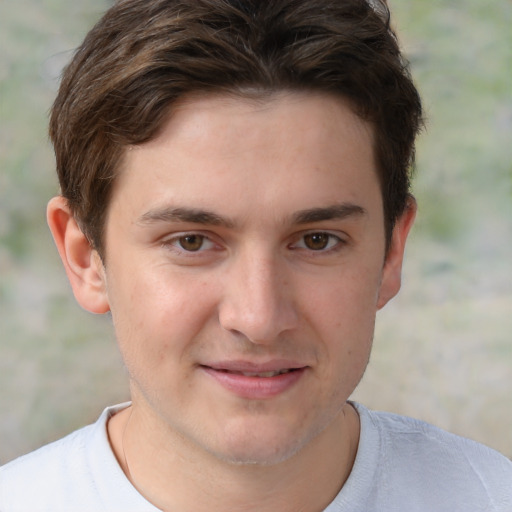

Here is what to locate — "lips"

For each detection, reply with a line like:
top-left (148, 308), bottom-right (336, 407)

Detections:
top-left (216, 368), bottom-right (296, 378)
top-left (200, 361), bottom-right (307, 399)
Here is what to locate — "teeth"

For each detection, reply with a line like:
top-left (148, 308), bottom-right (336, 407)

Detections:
top-left (240, 369), bottom-right (291, 378)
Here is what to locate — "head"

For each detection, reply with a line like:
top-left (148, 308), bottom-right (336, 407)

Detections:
top-left (46, 0), bottom-right (421, 470)
top-left (50, 0), bottom-right (422, 259)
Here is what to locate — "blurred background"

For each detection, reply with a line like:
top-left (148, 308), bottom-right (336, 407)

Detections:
top-left (0, 0), bottom-right (511, 464)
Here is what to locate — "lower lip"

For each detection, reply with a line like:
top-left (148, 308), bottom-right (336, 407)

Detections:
top-left (201, 367), bottom-right (306, 399)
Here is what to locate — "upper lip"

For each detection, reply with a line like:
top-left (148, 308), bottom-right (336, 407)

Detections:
top-left (201, 360), bottom-right (308, 373)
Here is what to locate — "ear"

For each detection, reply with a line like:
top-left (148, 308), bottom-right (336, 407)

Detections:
top-left (47, 196), bottom-right (110, 314)
top-left (377, 197), bottom-right (417, 309)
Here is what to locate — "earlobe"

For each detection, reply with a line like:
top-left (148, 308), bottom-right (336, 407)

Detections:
top-left (377, 197), bottom-right (417, 310)
top-left (47, 196), bottom-right (110, 314)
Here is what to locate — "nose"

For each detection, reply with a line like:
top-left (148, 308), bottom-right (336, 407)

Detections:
top-left (218, 251), bottom-right (299, 344)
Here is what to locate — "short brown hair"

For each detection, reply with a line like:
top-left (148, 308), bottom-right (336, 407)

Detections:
top-left (50, 0), bottom-right (422, 256)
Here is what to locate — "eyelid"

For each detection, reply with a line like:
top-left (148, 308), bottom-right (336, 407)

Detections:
top-left (289, 230), bottom-right (347, 252)
top-left (158, 229), bottom-right (347, 255)
top-left (160, 231), bottom-right (223, 254)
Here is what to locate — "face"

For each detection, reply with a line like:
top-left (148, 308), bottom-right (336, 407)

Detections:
top-left (97, 92), bottom-right (410, 465)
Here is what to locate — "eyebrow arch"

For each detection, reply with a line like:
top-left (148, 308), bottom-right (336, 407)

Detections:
top-left (137, 207), bottom-right (235, 228)
top-left (137, 202), bottom-right (366, 229)
top-left (292, 203), bottom-right (367, 224)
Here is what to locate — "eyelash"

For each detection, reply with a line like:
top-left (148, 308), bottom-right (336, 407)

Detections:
top-left (161, 231), bottom-right (345, 256)
top-left (291, 232), bottom-right (343, 251)
top-left (161, 233), bottom-right (220, 255)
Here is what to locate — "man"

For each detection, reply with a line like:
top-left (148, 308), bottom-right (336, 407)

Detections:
top-left (1, 0), bottom-right (511, 510)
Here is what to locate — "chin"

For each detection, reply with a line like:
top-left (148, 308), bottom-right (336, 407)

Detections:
top-left (204, 416), bottom-right (328, 467)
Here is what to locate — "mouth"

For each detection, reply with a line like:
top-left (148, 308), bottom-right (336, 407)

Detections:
top-left (200, 362), bottom-right (307, 399)
top-left (214, 368), bottom-right (299, 378)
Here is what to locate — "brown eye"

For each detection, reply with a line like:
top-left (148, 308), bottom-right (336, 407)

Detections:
top-left (178, 234), bottom-right (204, 251)
top-left (303, 233), bottom-right (330, 250)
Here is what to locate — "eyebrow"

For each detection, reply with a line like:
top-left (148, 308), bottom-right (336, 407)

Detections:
top-left (292, 203), bottom-right (367, 224)
top-left (137, 203), bottom-right (366, 228)
top-left (137, 207), bottom-right (235, 228)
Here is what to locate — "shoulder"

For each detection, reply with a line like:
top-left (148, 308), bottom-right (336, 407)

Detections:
top-left (352, 403), bottom-right (512, 511)
top-left (0, 403), bottom-right (136, 512)
top-left (0, 423), bottom-right (96, 509)
top-left (364, 404), bottom-right (512, 471)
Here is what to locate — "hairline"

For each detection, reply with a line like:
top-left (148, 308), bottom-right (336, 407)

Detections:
top-left (96, 87), bottom-right (391, 259)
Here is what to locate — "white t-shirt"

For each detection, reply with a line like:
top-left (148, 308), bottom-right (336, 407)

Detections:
top-left (1, 402), bottom-right (511, 511)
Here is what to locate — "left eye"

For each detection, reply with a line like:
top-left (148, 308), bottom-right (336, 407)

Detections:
top-left (294, 232), bottom-right (341, 251)
top-left (177, 234), bottom-right (206, 251)
top-left (164, 234), bottom-right (217, 252)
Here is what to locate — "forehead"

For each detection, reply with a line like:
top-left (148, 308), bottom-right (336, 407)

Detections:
top-left (112, 91), bottom-right (381, 225)
top-left (149, 90), bottom-right (375, 156)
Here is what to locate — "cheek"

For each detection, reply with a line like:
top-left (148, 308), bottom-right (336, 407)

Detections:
top-left (302, 267), bottom-right (380, 375)
top-left (106, 267), bottom-right (218, 368)
top-left (305, 265), bottom-right (381, 331)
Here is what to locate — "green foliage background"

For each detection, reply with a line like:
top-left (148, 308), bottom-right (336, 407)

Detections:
top-left (1, 0), bottom-right (511, 463)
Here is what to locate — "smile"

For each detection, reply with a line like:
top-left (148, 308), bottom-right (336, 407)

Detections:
top-left (219, 369), bottom-right (296, 378)
top-left (201, 363), bottom-right (307, 399)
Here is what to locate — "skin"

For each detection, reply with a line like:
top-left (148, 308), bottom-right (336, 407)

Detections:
top-left (47, 91), bottom-right (415, 511)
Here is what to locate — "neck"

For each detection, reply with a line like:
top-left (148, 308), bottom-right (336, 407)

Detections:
top-left (108, 402), bottom-right (360, 512)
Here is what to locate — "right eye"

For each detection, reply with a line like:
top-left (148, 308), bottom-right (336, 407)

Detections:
top-left (291, 231), bottom-right (343, 252)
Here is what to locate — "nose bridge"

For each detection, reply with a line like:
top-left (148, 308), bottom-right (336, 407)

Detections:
top-left (218, 246), bottom-right (297, 343)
